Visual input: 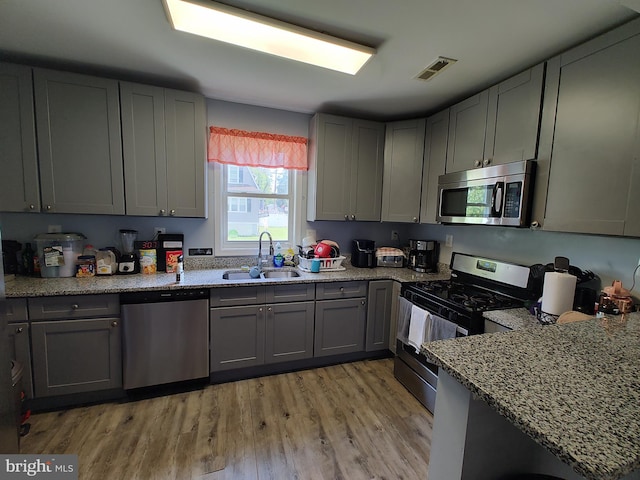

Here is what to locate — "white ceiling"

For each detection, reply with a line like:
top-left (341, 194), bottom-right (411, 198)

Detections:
top-left (0, 0), bottom-right (637, 120)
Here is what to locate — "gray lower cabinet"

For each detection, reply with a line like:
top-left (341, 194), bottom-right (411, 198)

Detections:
top-left (28, 294), bottom-right (121, 398)
top-left (538, 19), bottom-right (640, 236)
top-left (314, 297), bottom-right (366, 357)
top-left (31, 317), bottom-right (122, 397)
top-left (0, 62), bottom-right (39, 213)
top-left (121, 82), bottom-right (206, 217)
top-left (33, 68), bottom-right (125, 214)
top-left (366, 280), bottom-right (393, 352)
top-left (381, 119), bottom-right (426, 223)
top-left (210, 284), bottom-right (315, 372)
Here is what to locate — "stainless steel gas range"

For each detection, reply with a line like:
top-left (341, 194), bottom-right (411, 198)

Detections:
top-left (394, 252), bottom-right (536, 413)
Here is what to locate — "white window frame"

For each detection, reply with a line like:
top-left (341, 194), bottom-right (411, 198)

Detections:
top-left (212, 162), bottom-right (306, 257)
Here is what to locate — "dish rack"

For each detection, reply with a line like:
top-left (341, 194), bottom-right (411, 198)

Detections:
top-left (297, 256), bottom-right (346, 272)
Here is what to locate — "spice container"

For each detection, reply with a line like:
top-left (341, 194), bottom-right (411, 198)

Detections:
top-left (76, 255), bottom-right (96, 277)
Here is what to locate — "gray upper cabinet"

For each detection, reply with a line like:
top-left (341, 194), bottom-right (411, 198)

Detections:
top-left (446, 64), bottom-right (544, 173)
top-left (307, 113), bottom-right (384, 221)
top-left (420, 109), bottom-right (449, 224)
top-left (121, 82), bottom-right (206, 217)
top-left (381, 119), bottom-right (425, 223)
top-left (0, 63), bottom-right (39, 213)
top-left (539, 20), bottom-right (640, 237)
top-left (34, 68), bottom-right (125, 214)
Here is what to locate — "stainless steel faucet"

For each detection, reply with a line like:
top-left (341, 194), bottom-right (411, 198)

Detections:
top-left (257, 231), bottom-right (274, 268)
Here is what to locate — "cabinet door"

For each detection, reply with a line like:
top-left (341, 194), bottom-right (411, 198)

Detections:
top-left (210, 305), bottom-right (265, 371)
top-left (420, 109), bottom-right (449, 224)
top-left (0, 63), bottom-right (40, 213)
top-left (34, 68), bottom-right (124, 214)
top-left (165, 89), bottom-right (206, 218)
top-left (381, 119), bottom-right (425, 223)
top-left (265, 301), bottom-right (314, 364)
top-left (7, 322), bottom-right (34, 399)
top-left (485, 63), bottom-right (544, 167)
top-left (543, 30), bottom-right (640, 236)
top-left (351, 119), bottom-right (385, 221)
top-left (446, 91), bottom-right (489, 173)
top-left (121, 81), bottom-right (168, 216)
top-left (307, 114), bottom-right (353, 220)
top-left (366, 280), bottom-right (393, 352)
top-left (314, 298), bottom-right (366, 357)
top-left (31, 318), bottom-right (122, 397)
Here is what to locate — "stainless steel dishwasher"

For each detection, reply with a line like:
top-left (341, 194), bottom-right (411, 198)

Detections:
top-left (121, 289), bottom-right (209, 390)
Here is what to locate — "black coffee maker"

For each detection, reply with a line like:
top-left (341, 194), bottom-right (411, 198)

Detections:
top-left (408, 239), bottom-right (439, 273)
top-left (2, 240), bottom-right (22, 275)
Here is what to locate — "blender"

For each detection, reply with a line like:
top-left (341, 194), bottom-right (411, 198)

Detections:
top-left (118, 229), bottom-right (139, 274)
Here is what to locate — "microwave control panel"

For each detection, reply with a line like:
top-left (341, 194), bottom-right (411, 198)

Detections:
top-left (503, 182), bottom-right (522, 218)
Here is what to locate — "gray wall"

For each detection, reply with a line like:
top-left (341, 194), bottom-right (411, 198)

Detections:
top-left (1, 98), bottom-right (639, 297)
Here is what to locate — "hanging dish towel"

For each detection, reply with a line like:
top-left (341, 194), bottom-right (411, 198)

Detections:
top-left (425, 313), bottom-right (457, 342)
top-left (408, 304), bottom-right (428, 351)
top-left (396, 297), bottom-right (413, 344)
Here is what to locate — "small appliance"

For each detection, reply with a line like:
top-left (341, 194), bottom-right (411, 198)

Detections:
top-left (351, 239), bottom-right (376, 268)
top-left (407, 240), bottom-right (439, 273)
top-left (437, 159), bottom-right (536, 227)
top-left (118, 229), bottom-right (139, 274)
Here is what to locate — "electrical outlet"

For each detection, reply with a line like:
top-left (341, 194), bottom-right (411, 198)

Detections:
top-left (391, 230), bottom-right (399, 241)
top-left (48, 225), bottom-right (62, 233)
top-left (445, 234), bottom-right (454, 248)
top-left (154, 227), bottom-right (166, 237)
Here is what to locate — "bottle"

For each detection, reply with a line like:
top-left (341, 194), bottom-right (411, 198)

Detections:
top-left (273, 242), bottom-right (284, 268)
top-left (22, 242), bottom-right (34, 276)
top-left (176, 254), bottom-right (184, 282)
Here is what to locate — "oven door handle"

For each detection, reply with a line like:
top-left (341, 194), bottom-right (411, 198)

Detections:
top-left (456, 325), bottom-right (469, 336)
top-left (490, 181), bottom-right (504, 217)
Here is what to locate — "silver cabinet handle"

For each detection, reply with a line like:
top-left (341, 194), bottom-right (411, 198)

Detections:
top-left (483, 158), bottom-right (491, 166)
top-left (361, 300), bottom-right (366, 306)
top-left (160, 209), bottom-right (166, 215)
top-left (413, 216), bottom-right (418, 223)
top-left (474, 160), bottom-right (482, 168)
top-left (350, 215), bottom-right (356, 221)
top-left (111, 321), bottom-right (118, 327)
top-left (29, 204), bottom-right (36, 210)
top-left (46, 205), bottom-right (52, 211)
top-left (339, 287), bottom-right (345, 293)
top-left (268, 307), bottom-right (272, 312)
top-left (344, 214), bottom-right (349, 221)
top-left (71, 304), bottom-right (79, 310)
top-left (170, 209), bottom-right (176, 216)
top-left (259, 307), bottom-right (263, 312)
top-left (15, 327), bottom-right (24, 334)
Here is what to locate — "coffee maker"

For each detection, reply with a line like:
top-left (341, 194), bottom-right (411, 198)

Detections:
top-left (408, 239), bottom-right (439, 273)
top-left (118, 229), bottom-right (139, 274)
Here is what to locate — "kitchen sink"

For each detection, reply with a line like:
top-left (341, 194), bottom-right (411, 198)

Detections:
top-left (222, 271), bottom-right (255, 280)
top-left (262, 269), bottom-right (300, 279)
top-left (222, 268), bottom-right (301, 280)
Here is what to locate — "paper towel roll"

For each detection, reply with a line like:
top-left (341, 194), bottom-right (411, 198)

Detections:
top-left (541, 271), bottom-right (577, 316)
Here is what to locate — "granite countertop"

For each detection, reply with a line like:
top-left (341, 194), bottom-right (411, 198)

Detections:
top-left (483, 307), bottom-right (540, 330)
top-left (422, 312), bottom-right (640, 480)
top-left (4, 264), bottom-right (449, 298)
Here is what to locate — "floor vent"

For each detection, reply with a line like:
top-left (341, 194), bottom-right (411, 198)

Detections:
top-left (415, 56), bottom-right (457, 81)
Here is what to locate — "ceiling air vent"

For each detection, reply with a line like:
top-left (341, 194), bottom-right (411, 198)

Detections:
top-left (415, 56), bottom-right (457, 81)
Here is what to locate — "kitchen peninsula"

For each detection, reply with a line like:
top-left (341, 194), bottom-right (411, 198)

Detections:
top-left (423, 312), bottom-right (640, 480)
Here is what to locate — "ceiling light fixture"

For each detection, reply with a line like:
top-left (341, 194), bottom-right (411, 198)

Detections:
top-left (162, 0), bottom-right (376, 75)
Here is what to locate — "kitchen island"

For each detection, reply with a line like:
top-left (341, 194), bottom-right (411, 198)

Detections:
top-left (423, 312), bottom-right (640, 480)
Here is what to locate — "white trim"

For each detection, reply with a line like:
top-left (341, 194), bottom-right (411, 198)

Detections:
top-left (213, 163), bottom-right (303, 257)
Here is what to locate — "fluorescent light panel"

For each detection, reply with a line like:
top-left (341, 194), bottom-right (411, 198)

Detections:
top-left (162, 0), bottom-right (375, 75)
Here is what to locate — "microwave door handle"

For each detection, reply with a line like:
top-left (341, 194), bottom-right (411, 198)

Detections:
top-left (491, 181), bottom-right (504, 217)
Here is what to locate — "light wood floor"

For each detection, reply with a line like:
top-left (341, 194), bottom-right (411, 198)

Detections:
top-left (21, 358), bottom-right (433, 480)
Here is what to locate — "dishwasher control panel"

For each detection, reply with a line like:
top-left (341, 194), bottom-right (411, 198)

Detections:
top-left (120, 289), bottom-right (209, 304)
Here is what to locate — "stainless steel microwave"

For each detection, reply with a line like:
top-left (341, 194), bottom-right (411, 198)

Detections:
top-left (436, 160), bottom-right (535, 227)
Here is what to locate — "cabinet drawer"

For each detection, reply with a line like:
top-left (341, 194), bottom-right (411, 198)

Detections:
top-left (265, 283), bottom-right (315, 303)
top-left (1, 298), bottom-right (28, 322)
top-left (210, 286), bottom-right (265, 307)
top-left (315, 281), bottom-right (367, 300)
top-left (28, 294), bottom-right (120, 320)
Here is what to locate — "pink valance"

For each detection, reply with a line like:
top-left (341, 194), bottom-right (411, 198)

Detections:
top-left (208, 126), bottom-right (308, 170)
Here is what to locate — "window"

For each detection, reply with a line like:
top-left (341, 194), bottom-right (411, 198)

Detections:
top-left (208, 126), bottom-right (307, 256)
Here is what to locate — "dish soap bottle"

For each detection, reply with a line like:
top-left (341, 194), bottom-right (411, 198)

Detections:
top-left (273, 242), bottom-right (284, 268)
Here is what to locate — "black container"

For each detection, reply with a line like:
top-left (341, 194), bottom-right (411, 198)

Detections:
top-left (351, 239), bottom-right (376, 268)
top-left (574, 287), bottom-right (597, 315)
